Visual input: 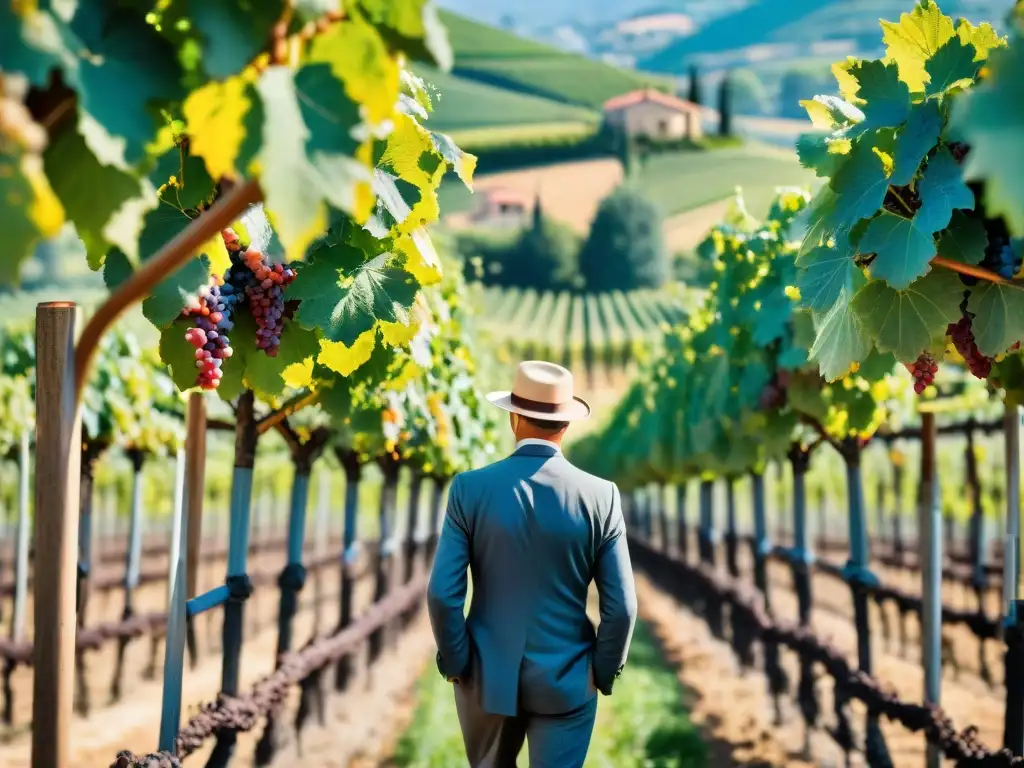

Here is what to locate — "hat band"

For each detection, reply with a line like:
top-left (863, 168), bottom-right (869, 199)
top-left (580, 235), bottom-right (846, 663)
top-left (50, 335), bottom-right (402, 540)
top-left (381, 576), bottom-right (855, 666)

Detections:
top-left (510, 392), bottom-right (568, 414)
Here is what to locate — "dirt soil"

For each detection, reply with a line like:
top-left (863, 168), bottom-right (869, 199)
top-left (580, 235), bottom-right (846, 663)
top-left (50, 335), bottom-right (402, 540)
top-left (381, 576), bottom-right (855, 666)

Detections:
top-left (637, 542), bottom-right (1007, 768)
top-left (0, 535), bottom-right (430, 768)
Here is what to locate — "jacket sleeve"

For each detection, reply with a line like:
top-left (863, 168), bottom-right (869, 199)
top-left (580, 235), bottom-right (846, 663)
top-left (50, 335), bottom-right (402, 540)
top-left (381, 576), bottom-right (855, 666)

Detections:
top-left (592, 482), bottom-right (637, 695)
top-left (426, 475), bottom-right (473, 679)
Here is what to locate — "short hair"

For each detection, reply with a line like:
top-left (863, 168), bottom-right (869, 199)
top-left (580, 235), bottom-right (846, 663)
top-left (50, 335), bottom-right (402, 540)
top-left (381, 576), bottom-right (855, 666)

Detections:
top-left (522, 414), bottom-right (569, 432)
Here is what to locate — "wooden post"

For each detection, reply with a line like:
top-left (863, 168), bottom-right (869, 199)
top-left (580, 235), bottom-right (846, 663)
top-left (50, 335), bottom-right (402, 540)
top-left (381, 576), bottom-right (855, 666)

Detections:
top-left (158, 444), bottom-right (188, 751)
top-left (920, 411), bottom-right (942, 768)
top-left (184, 393), bottom-right (206, 667)
top-left (32, 302), bottom-right (82, 768)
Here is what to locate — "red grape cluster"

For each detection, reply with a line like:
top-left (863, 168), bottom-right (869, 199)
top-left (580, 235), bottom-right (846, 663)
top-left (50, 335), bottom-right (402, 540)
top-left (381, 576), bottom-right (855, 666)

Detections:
top-left (948, 141), bottom-right (971, 164)
top-left (947, 314), bottom-right (992, 379)
top-left (183, 276), bottom-right (235, 390)
top-left (904, 352), bottom-right (938, 394)
top-left (759, 370), bottom-right (790, 409)
top-left (242, 249), bottom-right (296, 357)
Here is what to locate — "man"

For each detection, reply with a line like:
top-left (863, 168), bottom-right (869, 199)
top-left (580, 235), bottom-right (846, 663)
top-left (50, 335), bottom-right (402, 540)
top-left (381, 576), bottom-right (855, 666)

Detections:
top-left (427, 360), bottom-right (638, 767)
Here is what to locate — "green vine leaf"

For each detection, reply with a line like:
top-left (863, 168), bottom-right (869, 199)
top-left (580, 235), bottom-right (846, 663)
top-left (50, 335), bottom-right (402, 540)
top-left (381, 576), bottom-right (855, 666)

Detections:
top-left (936, 211), bottom-right (987, 265)
top-left (809, 287), bottom-right (872, 381)
top-left (968, 282), bottom-right (1024, 357)
top-left (890, 101), bottom-right (942, 186)
top-left (189, 0), bottom-right (286, 80)
top-left (797, 244), bottom-right (864, 313)
top-left (916, 148), bottom-right (974, 234)
top-left (849, 60), bottom-right (911, 131)
top-left (829, 140), bottom-right (891, 229)
top-left (859, 211), bottom-right (936, 289)
top-left (245, 323), bottom-right (320, 398)
top-left (924, 38), bottom-right (979, 96)
top-left (291, 248), bottom-right (420, 346)
top-left (951, 40), bottom-right (1024, 235)
top-left (42, 126), bottom-right (148, 270)
top-left (850, 271), bottom-right (963, 361)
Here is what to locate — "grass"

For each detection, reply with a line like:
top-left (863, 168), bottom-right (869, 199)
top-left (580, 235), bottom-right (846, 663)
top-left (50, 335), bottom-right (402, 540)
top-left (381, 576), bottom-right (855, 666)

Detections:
top-left (392, 619), bottom-right (706, 767)
top-left (633, 145), bottom-right (818, 219)
top-left (439, 10), bottom-right (669, 112)
top-left (418, 66), bottom-right (600, 133)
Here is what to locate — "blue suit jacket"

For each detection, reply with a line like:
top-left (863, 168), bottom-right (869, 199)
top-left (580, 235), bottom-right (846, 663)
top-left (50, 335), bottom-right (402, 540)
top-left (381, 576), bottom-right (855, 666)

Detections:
top-left (427, 443), bottom-right (637, 717)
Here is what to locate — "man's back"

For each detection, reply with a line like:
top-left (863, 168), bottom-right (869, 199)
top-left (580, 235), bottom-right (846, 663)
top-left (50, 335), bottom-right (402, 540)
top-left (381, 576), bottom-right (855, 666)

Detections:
top-left (428, 442), bottom-right (637, 718)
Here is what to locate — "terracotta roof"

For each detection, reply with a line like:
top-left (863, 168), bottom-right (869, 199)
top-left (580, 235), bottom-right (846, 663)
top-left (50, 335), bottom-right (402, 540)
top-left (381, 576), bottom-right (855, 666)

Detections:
top-left (602, 88), bottom-right (702, 114)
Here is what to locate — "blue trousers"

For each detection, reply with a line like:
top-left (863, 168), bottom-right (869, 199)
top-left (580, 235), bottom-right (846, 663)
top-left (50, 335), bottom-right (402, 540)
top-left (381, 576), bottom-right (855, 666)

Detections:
top-left (453, 682), bottom-right (598, 767)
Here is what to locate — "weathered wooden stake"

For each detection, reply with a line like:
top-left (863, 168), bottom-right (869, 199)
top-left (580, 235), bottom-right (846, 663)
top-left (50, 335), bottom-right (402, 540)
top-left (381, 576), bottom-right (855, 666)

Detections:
top-left (32, 302), bottom-right (82, 768)
top-left (184, 393), bottom-right (207, 668)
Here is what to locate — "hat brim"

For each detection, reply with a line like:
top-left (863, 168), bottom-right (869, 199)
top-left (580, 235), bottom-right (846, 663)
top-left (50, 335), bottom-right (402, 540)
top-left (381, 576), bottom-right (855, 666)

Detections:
top-left (485, 391), bottom-right (591, 421)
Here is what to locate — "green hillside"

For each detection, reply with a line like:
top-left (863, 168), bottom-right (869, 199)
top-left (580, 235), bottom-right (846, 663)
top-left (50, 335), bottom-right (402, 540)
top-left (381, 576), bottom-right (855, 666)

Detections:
top-left (634, 145), bottom-right (818, 218)
top-left (417, 65), bottom-right (599, 132)
top-left (440, 10), bottom-right (669, 110)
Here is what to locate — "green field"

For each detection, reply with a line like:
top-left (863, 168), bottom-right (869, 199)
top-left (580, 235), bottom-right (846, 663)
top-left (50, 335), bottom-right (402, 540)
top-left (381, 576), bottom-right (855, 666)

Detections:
top-left (417, 65), bottom-right (600, 133)
top-left (392, 619), bottom-right (707, 767)
top-left (634, 145), bottom-right (818, 219)
top-left (468, 284), bottom-right (698, 377)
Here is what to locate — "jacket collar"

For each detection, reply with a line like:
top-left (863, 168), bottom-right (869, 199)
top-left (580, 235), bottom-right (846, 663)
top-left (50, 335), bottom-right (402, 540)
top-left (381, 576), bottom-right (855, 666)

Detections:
top-left (513, 438), bottom-right (562, 458)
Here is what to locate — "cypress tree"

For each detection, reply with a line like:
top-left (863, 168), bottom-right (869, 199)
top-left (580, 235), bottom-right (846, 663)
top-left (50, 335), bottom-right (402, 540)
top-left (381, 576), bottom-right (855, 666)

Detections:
top-left (688, 64), bottom-right (703, 105)
top-left (718, 73), bottom-right (733, 137)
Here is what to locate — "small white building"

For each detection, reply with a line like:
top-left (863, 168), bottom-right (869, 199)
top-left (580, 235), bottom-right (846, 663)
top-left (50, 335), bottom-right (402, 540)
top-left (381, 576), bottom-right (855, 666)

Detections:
top-left (470, 187), bottom-right (530, 229)
top-left (602, 88), bottom-right (703, 142)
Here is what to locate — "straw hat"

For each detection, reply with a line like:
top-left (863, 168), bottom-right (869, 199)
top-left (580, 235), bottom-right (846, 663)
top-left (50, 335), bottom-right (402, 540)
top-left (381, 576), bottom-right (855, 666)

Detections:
top-left (486, 361), bottom-right (591, 421)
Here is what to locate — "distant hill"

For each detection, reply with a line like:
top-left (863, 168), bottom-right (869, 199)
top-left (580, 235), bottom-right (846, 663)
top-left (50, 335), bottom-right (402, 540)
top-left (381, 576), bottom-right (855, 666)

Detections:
top-left (640, 0), bottom-right (1012, 72)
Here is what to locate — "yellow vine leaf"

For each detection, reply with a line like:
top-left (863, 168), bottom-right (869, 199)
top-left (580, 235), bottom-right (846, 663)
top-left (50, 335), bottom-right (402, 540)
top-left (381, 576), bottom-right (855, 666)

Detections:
top-left (308, 16), bottom-right (400, 126)
top-left (282, 358), bottom-right (314, 389)
top-left (827, 137), bottom-right (852, 155)
top-left (198, 231), bottom-right (230, 276)
top-left (183, 77), bottom-right (250, 181)
top-left (800, 99), bottom-right (840, 130)
top-left (831, 58), bottom-right (863, 103)
top-left (956, 19), bottom-right (1005, 60)
top-left (379, 318), bottom-right (421, 347)
top-left (317, 329), bottom-right (376, 376)
top-left (394, 232), bottom-right (443, 286)
top-left (872, 147), bottom-right (894, 176)
top-left (880, 0), bottom-right (955, 92)
top-left (22, 155), bottom-right (64, 238)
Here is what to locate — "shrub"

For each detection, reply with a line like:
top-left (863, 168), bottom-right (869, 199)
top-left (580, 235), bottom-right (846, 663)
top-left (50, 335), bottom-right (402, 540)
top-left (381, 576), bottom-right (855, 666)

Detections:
top-left (458, 199), bottom-right (579, 291)
top-left (579, 186), bottom-right (668, 292)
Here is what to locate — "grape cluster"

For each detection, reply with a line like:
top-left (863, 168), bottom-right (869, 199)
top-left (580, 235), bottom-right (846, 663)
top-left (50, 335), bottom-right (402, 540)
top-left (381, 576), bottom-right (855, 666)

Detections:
top-left (948, 142), bottom-right (971, 164)
top-left (947, 314), bottom-right (992, 379)
top-left (904, 352), bottom-right (938, 395)
top-left (993, 240), bottom-right (1022, 280)
top-left (759, 370), bottom-right (790, 409)
top-left (183, 277), bottom-right (236, 390)
top-left (179, 227), bottom-right (297, 389)
top-left (242, 249), bottom-right (296, 357)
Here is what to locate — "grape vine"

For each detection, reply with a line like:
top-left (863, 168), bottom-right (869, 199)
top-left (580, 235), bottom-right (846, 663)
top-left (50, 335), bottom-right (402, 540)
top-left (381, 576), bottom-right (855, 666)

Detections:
top-left (2, 0), bottom-right (479, 416)
top-left (572, 190), bottom-right (907, 487)
top-left (792, 0), bottom-right (1024, 399)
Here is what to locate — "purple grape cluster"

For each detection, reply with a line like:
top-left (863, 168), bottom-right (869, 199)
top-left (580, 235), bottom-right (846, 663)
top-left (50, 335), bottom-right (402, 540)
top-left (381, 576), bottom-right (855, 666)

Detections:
top-left (184, 280), bottom-right (235, 390)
